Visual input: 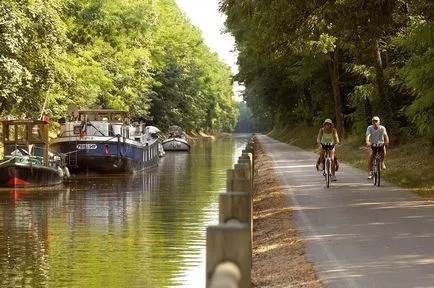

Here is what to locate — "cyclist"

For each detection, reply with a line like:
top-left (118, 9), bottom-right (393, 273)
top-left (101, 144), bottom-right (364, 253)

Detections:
top-left (316, 118), bottom-right (340, 181)
top-left (366, 116), bottom-right (389, 180)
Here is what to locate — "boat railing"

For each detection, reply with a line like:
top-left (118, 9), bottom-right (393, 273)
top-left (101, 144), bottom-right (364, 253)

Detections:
top-left (3, 143), bottom-right (55, 166)
top-left (58, 122), bottom-right (153, 143)
top-left (58, 122), bottom-right (136, 138)
top-left (4, 153), bottom-right (44, 166)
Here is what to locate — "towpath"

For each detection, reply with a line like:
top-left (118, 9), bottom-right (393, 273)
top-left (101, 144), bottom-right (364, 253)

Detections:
top-left (256, 134), bottom-right (434, 287)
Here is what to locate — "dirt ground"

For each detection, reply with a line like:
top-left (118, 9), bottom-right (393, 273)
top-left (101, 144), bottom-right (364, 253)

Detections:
top-left (251, 140), bottom-right (322, 288)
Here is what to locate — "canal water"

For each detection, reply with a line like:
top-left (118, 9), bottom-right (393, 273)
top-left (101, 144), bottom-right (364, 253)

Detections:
top-left (0, 134), bottom-right (251, 288)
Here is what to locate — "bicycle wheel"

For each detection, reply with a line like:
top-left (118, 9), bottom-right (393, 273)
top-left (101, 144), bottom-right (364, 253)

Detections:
top-left (325, 158), bottom-right (330, 188)
top-left (376, 158), bottom-right (381, 186)
top-left (372, 159), bottom-right (378, 186)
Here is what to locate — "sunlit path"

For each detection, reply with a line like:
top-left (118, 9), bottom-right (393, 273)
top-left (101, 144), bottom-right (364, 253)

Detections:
top-left (257, 134), bottom-right (434, 287)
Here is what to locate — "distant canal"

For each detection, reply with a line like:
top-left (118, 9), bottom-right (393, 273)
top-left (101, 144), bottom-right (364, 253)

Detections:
top-left (0, 134), bottom-right (251, 288)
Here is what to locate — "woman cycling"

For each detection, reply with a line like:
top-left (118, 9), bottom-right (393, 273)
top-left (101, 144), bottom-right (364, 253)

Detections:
top-left (316, 118), bottom-right (340, 181)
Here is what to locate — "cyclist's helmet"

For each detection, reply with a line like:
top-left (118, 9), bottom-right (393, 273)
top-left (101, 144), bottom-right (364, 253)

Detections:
top-left (323, 118), bottom-right (333, 125)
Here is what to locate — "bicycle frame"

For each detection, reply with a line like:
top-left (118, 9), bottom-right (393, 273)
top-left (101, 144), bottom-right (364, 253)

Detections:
top-left (321, 143), bottom-right (335, 188)
top-left (371, 143), bottom-right (384, 186)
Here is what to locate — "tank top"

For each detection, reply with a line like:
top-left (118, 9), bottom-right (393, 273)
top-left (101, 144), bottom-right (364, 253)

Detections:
top-left (321, 128), bottom-right (335, 144)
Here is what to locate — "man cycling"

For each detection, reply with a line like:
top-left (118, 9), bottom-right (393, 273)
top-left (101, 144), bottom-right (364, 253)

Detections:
top-left (316, 118), bottom-right (340, 181)
top-left (366, 116), bottom-right (389, 180)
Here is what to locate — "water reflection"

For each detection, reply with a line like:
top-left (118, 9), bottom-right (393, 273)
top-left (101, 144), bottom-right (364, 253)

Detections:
top-left (0, 135), bottom-right (251, 287)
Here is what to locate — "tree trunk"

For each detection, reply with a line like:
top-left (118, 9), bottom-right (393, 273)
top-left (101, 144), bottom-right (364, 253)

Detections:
top-left (373, 39), bottom-right (392, 119)
top-left (303, 87), bottom-right (313, 126)
top-left (327, 48), bottom-right (345, 138)
top-left (373, 39), bottom-right (395, 140)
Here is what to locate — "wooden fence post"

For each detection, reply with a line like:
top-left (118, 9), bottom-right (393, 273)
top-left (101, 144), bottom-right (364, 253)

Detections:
top-left (209, 261), bottom-right (241, 288)
top-left (219, 192), bottom-right (250, 224)
top-left (206, 222), bottom-right (251, 288)
top-left (226, 169), bottom-right (251, 194)
top-left (205, 137), bottom-right (256, 288)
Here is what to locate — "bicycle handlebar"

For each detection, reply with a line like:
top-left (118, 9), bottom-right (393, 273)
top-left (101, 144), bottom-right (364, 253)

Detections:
top-left (320, 143), bottom-right (336, 150)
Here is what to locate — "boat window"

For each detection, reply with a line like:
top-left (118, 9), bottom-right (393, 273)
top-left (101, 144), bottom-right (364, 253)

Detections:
top-left (16, 124), bottom-right (28, 143)
top-left (73, 125), bottom-right (82, 135)
top-left (80, 112), bottom-right (97, 121)
top-left (31, 124), bottom-right (44, 142)
top-left (98, 113), bottom-right (109, 121)
top-left (4, 124), bottom-right (15, 142)
top-left (111, 113), bottom-right (123, 122)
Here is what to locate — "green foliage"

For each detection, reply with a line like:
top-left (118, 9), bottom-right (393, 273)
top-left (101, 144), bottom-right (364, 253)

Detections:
top-left (0, 0), bottom-right (66, 118)
top-left (149, 0), bottom-right (237, 132)
top-left (220, 0), bottom-right (433, 146)
top-left (0, 0), bottom-right (238, 133)
top-left (399, 48), bottom-right (434, 137)
top-left (394, 15), bottom-right (434, 139)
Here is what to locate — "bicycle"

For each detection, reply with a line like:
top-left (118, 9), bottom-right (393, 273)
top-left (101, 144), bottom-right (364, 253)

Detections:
top-left (320, 142), bottom-right (336, 188)
top-left (371, 143), bottom-right (384, 186)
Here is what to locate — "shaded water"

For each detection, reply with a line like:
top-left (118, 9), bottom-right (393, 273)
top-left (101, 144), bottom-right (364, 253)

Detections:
top-left (0, 134), bottom-right (251, 287)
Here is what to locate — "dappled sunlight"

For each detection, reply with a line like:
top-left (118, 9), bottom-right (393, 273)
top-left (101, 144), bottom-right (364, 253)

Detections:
top-left (275, 169), bottom-right (314, 174)
top-left (304, 233), bottom-right (361, 242)
top-left (290, 205), bottom-right (322, 212)
top-left (333, 182), bottom-right (377, 188)
top-left (286, 184), bottom-right (318, 189)
top-left (400, 215), bottom-right (424, 219)
top-left (255, 238), bottom-right (301, 254)
top-left (319, 255), bottom-right (434, 278)
top-left (391, 233), bottom-right (434, 240)
top-left (273, 159), bottom-right (313, 164)
top-left (414, 258), bottom-right (434, 265)
top-left (253, 207), bottom-right (292, 221)
top-left (350, 200), bottom-right (434, 209)
top-left (275, 164), bottom-right (315, 169)
top-left (252, 140), bottom-right (322, 287)
top-left (254, 135), bottom-right (434, 286)
top-left (367, 222), bottom-right (394, 225)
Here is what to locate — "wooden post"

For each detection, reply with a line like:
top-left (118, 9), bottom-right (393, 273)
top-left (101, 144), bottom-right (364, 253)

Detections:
top-left (234, 163), bottom-right (250, 182)
top-left (219, 192), bottom-right (250, 224)
top-left (209, 261), bottom-right (241, 288)
top-left (220, 191), bottom-right (253, 251)
top-left (237, 154), bottom-right (253, 197)
top-left (206, 222), bottom-right (251, 288)
top-left (227, 169), bottom-right (251, 194)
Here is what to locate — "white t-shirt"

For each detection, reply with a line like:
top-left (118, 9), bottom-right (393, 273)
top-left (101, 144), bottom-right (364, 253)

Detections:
top-left (366, 125), bottom-right (387, 144)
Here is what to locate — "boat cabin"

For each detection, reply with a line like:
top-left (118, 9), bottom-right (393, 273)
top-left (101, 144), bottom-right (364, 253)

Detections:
top-left (60, 109), bottom-right (133, 138)
top-left (73, 110), bottom-right (128, 123)
top-left (59, 109), bottom-right (155, 142)
top-left (1, 120), bottom-right (50, 165)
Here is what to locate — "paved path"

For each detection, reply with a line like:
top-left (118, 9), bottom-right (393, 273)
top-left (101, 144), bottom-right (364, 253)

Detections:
top-left (257, 135), bottom-right (434, 288)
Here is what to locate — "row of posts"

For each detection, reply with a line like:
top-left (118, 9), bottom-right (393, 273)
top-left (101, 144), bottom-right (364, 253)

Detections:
top-left (206, 136), bottom-right (255, 288)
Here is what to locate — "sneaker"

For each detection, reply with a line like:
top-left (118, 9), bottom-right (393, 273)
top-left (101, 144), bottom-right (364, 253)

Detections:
top-left (367, 172), bottom-right (373, 180)
top-left (331, 175), bottom-right (337, 181)
top-left (382, 162), bottom-right (386, 169)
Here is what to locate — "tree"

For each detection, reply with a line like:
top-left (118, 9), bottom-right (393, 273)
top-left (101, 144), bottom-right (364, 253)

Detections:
top-left (0, 0), bottom-right (66, 118)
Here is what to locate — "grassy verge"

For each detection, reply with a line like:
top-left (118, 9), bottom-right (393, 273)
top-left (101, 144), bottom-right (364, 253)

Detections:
top-left (268, 125), bottom-right (434, 200)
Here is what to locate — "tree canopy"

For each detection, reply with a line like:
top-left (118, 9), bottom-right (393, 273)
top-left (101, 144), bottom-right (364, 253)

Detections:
top-left (219, 0), bottom-right (434, 143)
top-left (0, 0), bottom-right (238, 132)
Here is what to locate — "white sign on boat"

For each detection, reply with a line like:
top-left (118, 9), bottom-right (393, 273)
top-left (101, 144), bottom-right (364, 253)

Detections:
top-left (77, 144), bottom-right (98, 150)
